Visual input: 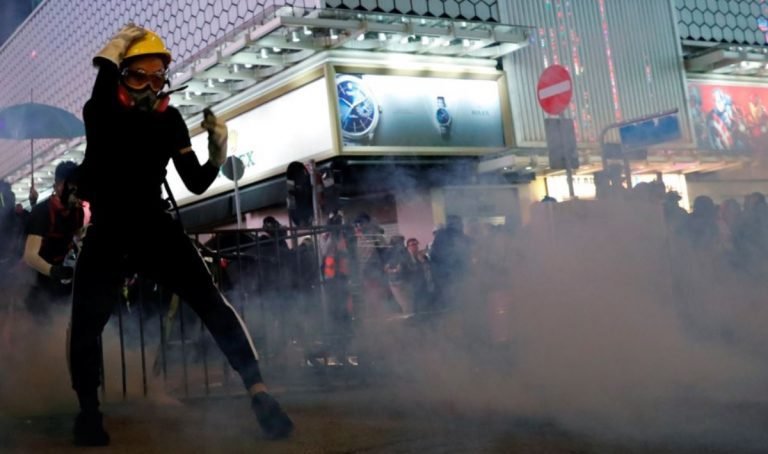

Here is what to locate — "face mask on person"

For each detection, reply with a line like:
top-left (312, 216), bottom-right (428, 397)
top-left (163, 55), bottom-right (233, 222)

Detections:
top-left (126, 85), bottom-right (160, 112)
top-left (118, 64), bottom-right (170, 113)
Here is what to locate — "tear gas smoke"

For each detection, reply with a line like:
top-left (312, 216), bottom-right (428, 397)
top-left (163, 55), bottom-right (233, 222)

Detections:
top-left (3, 164), bottom-right (768, 452)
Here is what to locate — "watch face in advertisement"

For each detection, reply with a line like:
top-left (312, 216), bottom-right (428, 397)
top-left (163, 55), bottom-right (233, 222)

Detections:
top-left (436, 107), bottom-right (451, 126)
top-left (335, 73), bottom-right (505, 148)
top-left (336, 75), bottom-right (380, 140)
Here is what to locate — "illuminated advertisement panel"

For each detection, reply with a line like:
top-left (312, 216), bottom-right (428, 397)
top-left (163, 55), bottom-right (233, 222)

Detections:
top-left (335, 73), bottom-right (505, 149)
top-left (688, 80), bottom-right (768, 155)
top-left (165, 78), bottom-right (333, 205)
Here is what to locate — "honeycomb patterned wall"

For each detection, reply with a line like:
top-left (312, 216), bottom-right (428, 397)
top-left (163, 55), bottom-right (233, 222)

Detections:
top-left (0, 0), bottom-right (316, 180)
top-left (676, 0), bottom-right (768, 45)
top-left (0, 0), bottom-right (500, 181)
top-left (322, 0), bottom-right (499, 22)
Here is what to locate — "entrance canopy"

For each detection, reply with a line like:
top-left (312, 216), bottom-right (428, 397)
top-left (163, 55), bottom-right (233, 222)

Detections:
top-left (6, 7), bottom-right (531, 200)
top-left (685, 43), bottom-right (768, 77)
top-left (168, 7), bottom-right (531, 116)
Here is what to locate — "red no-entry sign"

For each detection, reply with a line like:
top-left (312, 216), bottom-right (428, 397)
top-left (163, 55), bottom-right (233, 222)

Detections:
top-left (537, 65), bottom-right (573, 116)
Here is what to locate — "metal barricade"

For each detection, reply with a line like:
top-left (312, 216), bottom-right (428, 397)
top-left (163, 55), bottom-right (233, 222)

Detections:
top-left (104, 224), bottom-right (371, 401)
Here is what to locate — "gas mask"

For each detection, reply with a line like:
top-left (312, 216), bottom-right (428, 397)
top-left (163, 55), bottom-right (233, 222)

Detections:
top-left (117, 81), bottom-right (187, 113)
top-left (118, 67), bottom-right (172, 113)
top-left (126, 86), bottom-right (160, 112)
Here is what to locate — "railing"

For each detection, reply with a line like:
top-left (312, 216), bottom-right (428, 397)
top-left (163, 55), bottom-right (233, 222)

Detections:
top-left (102, 224), bottom-right (389, 400)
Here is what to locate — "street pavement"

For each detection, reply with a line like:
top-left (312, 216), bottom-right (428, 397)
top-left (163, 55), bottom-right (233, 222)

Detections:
top-left (0, 384), bottom-right (757, 454)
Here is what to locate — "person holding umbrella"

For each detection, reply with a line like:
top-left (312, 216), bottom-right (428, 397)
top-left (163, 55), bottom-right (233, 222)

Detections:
top-left (70, 25), bottom-right (293, 446)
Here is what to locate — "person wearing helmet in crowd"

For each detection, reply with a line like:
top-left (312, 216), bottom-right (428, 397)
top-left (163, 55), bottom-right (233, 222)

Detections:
top-left (22, 161), bottom-right (84, 320)
top-left (70, 25), bottom-right (292, 446)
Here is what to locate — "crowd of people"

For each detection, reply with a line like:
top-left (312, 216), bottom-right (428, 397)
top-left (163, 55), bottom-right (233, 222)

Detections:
top-left (3, 152), bottom-right (768, 443)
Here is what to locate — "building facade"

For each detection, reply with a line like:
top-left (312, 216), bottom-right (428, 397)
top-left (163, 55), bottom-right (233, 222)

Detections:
top-left (3, 0), bottom-right (756, 235)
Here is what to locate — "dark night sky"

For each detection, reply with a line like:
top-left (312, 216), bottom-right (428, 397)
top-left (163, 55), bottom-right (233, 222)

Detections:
top-left (0, 0), bottom-right (39, 47)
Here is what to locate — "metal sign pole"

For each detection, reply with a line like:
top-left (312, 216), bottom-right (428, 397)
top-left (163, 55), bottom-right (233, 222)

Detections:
top-left (308, 159), bottom-right (321, 226)
top-left (231, 158), bottom-right (242, 230)
top-left (562, 115), bottom-right (575, 198)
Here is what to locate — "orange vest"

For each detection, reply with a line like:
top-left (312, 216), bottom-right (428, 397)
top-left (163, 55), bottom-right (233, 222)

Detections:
top-left (323, 252), bottom-right (349, 279)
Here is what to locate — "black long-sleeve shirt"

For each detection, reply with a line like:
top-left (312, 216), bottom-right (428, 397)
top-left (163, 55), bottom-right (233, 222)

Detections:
top-left (77, 59), bottom-right (218, 228)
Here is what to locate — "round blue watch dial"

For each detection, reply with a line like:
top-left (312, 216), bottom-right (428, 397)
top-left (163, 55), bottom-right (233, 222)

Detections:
top-left (436, 107), bottom-right (451, 125)
top-left (337, 77), bottom-right (378, 137)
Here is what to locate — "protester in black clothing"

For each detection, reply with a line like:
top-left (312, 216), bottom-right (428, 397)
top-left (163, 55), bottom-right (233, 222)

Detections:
top-left (22, 161), bottom-right (84, 319)
top-left (683, 196), bottom-right (720, 250)
top-left (430, 215), bottom-right (472, 309)
top-left (259, 216), bottom-right (289, 250)
top-left (0, 181), bottom-right (28, 303)
top-left (663, 191), bottom-right (688, 234)
top-left (733, 192), bottom-right (768, 277)
top-left (402, 238), bottom-right (432, 314)
top-left (69, 25), bottom-right (292, 446)
top-left (0, 181), bottom-right (26, 269)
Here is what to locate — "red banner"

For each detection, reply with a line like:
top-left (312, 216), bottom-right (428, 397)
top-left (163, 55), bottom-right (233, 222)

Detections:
top-left (688, 80), bottom-right (768, 156)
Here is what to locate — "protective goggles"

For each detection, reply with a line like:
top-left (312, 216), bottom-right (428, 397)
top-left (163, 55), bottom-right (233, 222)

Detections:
top-left (121, 68), bottom-right (169, 92)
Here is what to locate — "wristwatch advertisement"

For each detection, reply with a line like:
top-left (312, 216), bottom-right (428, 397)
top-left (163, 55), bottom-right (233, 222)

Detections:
top-left (334, 73), bottom-right (504, 148)
top-left (336, 74), bottom-right (381, 145)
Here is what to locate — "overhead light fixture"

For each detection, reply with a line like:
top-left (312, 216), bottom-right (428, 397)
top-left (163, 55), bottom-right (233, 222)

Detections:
top-left (244, 63), bottom-right (253, 69)
top-left (740, 61), bottom-right (761, 70)
top-left (303, 26), bottom-right (312, 36)
top-left (357, 33), bottom-right (366, 41)
top-left (217, 77), bottom-right (226, 82)
top-left (260, 48), bottom-right (269, 58)
top-left (330, 29), bottom-right (338, 40)
top-left (194, 91), bottom-right (202, 96)
top-left (272, 47), bottom-right (281, 52)
top-left (291, 31), bottom-right (300, 42)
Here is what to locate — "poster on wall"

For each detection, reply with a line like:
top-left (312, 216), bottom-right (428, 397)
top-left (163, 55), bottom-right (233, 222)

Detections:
top-left (688, 80), bottom-right (768, 155)
top-left (335, 73), bottom-right (505, 148)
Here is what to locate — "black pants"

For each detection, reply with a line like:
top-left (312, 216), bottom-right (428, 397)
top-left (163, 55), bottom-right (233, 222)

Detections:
top-left (26, 274), bottom-right (71, 320)
top-left (69, 215), bottom-right (263, 400)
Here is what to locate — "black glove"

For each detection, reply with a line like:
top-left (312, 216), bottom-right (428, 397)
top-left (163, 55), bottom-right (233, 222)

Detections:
top-left (50, 264), bottom-right (74, 282)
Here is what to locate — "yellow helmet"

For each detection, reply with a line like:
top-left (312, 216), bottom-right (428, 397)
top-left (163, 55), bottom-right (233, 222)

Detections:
top-left (124, 29), bottom-right (172, 67)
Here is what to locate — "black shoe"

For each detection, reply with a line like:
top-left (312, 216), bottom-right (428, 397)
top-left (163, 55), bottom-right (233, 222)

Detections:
top-left (251, 392), bottom-right (294, 439)
top-left (73, 411), bottom-right (110, 447)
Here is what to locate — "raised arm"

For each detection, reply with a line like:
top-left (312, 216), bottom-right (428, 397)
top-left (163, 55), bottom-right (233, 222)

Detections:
top-left (89, 24), bottom-right (146, 108)
top-left (170, 108), bottom-right (228, 195)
